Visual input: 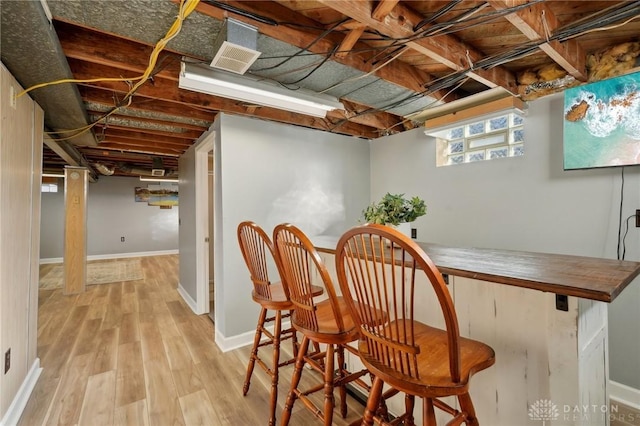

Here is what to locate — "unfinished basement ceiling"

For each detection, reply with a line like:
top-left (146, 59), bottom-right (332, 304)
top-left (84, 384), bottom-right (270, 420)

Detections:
top-left (1, 1), bottom-right (639, 179)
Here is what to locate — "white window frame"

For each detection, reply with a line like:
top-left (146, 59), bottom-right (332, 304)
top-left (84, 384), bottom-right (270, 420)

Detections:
top-left (429, 110), bottom-right (525, 167)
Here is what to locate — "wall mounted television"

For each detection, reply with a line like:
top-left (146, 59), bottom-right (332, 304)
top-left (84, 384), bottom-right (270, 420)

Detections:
top-left (563, 71), bottom-right (640, 170)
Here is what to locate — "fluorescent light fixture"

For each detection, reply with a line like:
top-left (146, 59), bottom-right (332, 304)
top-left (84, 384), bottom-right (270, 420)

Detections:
top-left (139, 176), bottom-right (179, 183)
top-left (179, 62), bottom-right (344, 118)
top-left (42, 173), bottom-right (65, 178)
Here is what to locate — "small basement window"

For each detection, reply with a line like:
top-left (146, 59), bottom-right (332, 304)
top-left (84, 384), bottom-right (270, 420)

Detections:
top-left (41, 183), bottom-right (58, 193)
top-left (424, 97), bottom-right (526, 167)
top-left (41, 176), bottom-right (60, 192)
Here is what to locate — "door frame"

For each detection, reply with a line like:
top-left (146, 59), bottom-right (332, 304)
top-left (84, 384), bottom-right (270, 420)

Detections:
top-left (194, 133), bottom-right (214, 314)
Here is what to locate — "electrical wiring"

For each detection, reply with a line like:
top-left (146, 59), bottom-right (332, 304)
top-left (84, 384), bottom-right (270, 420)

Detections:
top-left (617, 167), bottom-right (625, 260)
top-left (379, 76), bottom-right (471, 134)
top-left (255, 56), bottom-right (331, 81)
top-left (123, 0), bottom-right (199, 101)
top-left (200, 0), bottom-right (277, 26)
top-left (250, 17), bottom-right (349, 72)
top-left (318, 47), bottom-right (407, 95)
top-left (281, 45), bottom-right (338, 86)
top-left (38, 0), bottom-right (200, 142)
top-left (414, 0), bottom-right (463, 32)
top-left (16, 76), bottom-right (142, 100)
top-left (327, 72), bottom-right (470, 135)
top-left (621, 214), bottom-right (635, 261)
top-left (45, 95), bottom-right (133, 141)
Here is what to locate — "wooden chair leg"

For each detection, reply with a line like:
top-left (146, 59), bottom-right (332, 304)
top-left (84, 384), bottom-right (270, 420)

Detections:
top-left (288, 310), bottom-right (299, 358)
top-left (281, 335), bottom-right (309, 426)
top-left (243, 307), bottom-right (267, 396)
top-left (457, 393), bottom-right (479, 426)
top-left (405, 394), bottom-right (416, 426)
top-left (423, 398), bottom-right (436, 426)
top-left (323, 344), bottom-right (336, 426)
top-left (268, 310), bottom-right (282, 426)
top-left (337, 344), bottom-right (347, 418)
top-left (362, 376), bottom-right (384, 426)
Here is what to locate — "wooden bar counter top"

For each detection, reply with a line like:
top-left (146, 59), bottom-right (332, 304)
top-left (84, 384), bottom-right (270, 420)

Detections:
top-left (315, 236), bottom-right (640, 303)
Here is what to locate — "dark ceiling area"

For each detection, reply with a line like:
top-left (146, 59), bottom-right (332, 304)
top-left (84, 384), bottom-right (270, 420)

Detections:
top-left (1, 1), bottom-right (639, 180)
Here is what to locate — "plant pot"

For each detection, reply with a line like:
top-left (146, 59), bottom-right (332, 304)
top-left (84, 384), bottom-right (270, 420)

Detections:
top-left (390, 222), bottom-right (412, 239)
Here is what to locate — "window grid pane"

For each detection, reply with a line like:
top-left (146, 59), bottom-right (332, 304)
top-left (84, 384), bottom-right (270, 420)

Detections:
top-left (449, 140), bottom-right (464, 154)
top-left (467, 121), bottom-right (485, 136)
top-left (466, 151), bottom-right (485, 162)
top-left (436, 111), bottom-right (525, 167)
top-left (448, 154), bottom-right (464, 165)
top-left (489, 116), bottom-right (508, 131)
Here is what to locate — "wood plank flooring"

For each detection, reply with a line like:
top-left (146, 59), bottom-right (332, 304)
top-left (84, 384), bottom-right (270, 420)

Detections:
top-left (20, 255), bottom-right (366, 426)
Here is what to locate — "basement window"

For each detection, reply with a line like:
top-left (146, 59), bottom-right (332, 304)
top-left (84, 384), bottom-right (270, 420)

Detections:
top-left (423, 97), bottom-right (526, 167)
top-left (41, 183), bottom-right (58, 193)
top-left (41, 176), bottom-right (59, 193)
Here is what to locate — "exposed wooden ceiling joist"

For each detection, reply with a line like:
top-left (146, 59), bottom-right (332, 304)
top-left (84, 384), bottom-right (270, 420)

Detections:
top-left (488, 0), bottom-right (587, 80)
top-left (316, 0), bottom-right (518, 92)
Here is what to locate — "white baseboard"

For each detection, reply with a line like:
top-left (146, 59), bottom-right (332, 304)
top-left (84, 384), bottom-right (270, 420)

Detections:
top-left (1, 358), bottom-right (42, 426)
top-left (610, 380), bottom-right (640, 410)
top-left (177, 282), bottom-right (200, 315)
top-left (214, 320), bottom-right (291, 353)
top-left (40, 249), bottom-right (179, 264)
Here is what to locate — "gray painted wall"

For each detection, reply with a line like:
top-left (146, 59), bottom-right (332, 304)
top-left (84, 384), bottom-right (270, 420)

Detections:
top-left (370, 92), bottom-right (640, 390)
top-left (40, 175), bottom-right (179, 258)
top-left (178, 134), bottom-right (199, 303)
top-left (211, 113), bottom-right (371, 338)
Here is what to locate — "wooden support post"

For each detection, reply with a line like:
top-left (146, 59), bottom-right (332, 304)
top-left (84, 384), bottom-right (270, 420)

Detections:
top-left (64, 166), bottom-right (88, 294)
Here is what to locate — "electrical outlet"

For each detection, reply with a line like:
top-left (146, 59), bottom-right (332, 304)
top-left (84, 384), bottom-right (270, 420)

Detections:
top-left (636, 210), bottom-right (640, 228)
top-left (4, 348), bottom-right (10, 374)
top-left (411, 228), bottom-right (417, 239)
top-left (556, 294), bottom-right (569, 311)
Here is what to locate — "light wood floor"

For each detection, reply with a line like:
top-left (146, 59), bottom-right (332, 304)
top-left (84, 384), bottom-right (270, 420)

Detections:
top-left (19, 255), bottom-right (366, 426)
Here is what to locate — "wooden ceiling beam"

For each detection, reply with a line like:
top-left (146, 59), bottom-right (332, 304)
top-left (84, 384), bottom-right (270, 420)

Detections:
top-left (372, 0), bottom-right (400, 21)
top-left (92, 125), bottom-right (195, 145)
top-left (92, 123), bottom-right (199, 141)
top-left (95, 141), bottom-right (184, 156)
top-left (81, 147), bottom-right (180, 162)
top-left (80, 64), bottom-right (402, 133)
top-left (487, 0), bottom-right (587, 81)
top-left (79, 86), bottom-right (216, 122)
top-left (316, 0), bottom-right (518, 93)
top-left (335, 23), bottom-right (367, 59)
top-left (85, 108), bottom-right (208, 132)
top-left (60, 19), bottom-right (406, 135)
top-left (69, 59), bottom-right (379, 138)
top-left (193, 0), bottom-right (447, 97)
top-left (99, 136), bottom-right (189, 150)
top-left (55, 20), bottom-right (183, 81)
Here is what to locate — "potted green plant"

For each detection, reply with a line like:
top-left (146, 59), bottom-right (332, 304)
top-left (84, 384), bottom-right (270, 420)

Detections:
top-left (362, 193), bottom-right (427, 237)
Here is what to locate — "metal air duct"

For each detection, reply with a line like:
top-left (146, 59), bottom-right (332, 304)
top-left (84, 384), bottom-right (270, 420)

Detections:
top-left (209, 17), bottom-right (261, 75)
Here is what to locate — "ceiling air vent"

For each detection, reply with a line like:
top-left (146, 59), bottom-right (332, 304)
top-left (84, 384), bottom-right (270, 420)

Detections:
top-left (151, 157), bottom-right (165, 177)
top-left (210, 18), bottom-right (261, 75)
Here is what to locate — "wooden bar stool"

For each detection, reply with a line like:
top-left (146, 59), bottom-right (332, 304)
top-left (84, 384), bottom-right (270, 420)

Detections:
top-left (237, 221), bottom-right (301, 426)
top-left (335, 224), bottom-right (496, 426)
top-left (273, 223), bottom-right (370, 426)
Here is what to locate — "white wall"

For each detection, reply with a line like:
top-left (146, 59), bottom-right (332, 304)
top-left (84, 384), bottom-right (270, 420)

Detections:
top-left (371, 92), bottom-right (640, 391)
top-left (40, 175), bottom-right (179, 259)
top-left (178, 129), bottom-right (203, 306)
top-left (210, 113), bottom-right (371, 339)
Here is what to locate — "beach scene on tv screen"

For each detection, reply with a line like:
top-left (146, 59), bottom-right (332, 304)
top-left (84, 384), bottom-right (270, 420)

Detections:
top-left (563, 71), bottom-right (640, 170)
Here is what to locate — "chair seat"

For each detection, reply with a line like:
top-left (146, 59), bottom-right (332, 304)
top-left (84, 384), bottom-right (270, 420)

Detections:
top-left (253, 283), bottom-right (324, 310)
top-left (359, 320), bottom-right (495, 397)
top-left (252, 282), bottom-right (294, 310)
top-left (292, 296), bottom-right (360, 344)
